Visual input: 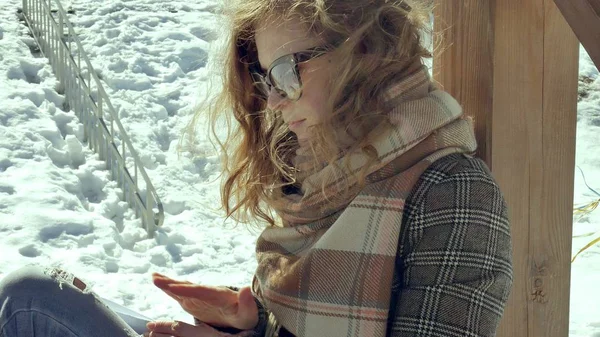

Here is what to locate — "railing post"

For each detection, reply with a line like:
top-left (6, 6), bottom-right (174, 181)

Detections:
top-left (97, 94), bottom-right (104, 160)
top-left (147, 193), bottom-right (155, 238)
top-left (45, 0), bottom-right (49, 51)
top-left (58, 6), bottom-right (63, 84)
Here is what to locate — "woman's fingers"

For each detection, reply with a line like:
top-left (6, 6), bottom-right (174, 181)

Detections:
top-left (152, 273), bottom-right (191, 289)
top-left (145, 320), bottom-right (229, 337)
top-left (152, 273), bottom-right (195, 303)
top-left (167, 284), bottom-right (238, 309)
top-left (149, 274), bottom-right (251, 329)
top-left (151, 273), bottom-right (236, 310)
top-left (152, 280), bottom-right (184, 302)
top-left (162, 288), bottom-right (184, 302)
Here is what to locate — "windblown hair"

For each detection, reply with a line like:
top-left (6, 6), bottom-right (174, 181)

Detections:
top-left (184, 0), bottom-right (433, 227)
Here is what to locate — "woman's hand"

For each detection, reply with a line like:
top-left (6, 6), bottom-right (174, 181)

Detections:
top-left (144, 320), bottom-right (253, 337)
top-left (151, 272), bottom-right (259, 330)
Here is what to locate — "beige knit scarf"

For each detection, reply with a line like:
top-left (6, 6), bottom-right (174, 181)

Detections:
top-left (252, 67), bottom-right (478, 337)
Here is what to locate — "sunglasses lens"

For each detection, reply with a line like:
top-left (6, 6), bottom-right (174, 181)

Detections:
top-left (270, 63), bottom-right (301, 100)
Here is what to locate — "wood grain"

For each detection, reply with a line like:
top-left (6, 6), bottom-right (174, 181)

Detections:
top-left (531, 0), bottom-right (578, 335)
top-left (433, 1), bottom-right (578, 336)
top-left (491, 0), bottom-right (544, 335)
top-left (432, 1), bottom-right (494, 163)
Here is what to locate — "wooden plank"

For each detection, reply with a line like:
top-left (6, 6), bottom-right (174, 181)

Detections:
top-left (432, 1), bottom-right (494, 163)
top-left (531, 0), bottom-right (578, 335)
top-left (490, 0), bottom-right (544, 335)
top-left (553, 0), bottom-right (600, 70)
top-left (433, 1), bottom-right (578, 336)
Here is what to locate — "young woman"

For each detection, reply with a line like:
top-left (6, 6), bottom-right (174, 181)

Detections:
top-left (0, 0), bottom-right (513, 336)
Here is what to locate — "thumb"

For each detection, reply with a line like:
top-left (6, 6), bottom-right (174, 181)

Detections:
top-left (237, 286), bottom-right (259, 329)
top-left (238, 286), bottom-right (256, 310)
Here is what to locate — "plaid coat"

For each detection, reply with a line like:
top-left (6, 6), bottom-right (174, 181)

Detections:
top-left (244, 152), bottom-right (513, 337)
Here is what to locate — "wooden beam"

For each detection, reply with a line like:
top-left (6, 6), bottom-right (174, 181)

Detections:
top-left (553, 0), bottom-right (600, 70)
top-left (490, 0), bottom-right (543, 334)
top-left (529, 0), bottom-right (578, 335)
top-left (433, 1), bottom-right (578, 336)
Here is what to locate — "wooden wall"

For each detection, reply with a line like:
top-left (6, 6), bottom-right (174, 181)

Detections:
top-left (433, 1), bottom-right (579, 336)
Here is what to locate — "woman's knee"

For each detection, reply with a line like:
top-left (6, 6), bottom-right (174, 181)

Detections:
top-left (0, 265), bottom-right (83, 301)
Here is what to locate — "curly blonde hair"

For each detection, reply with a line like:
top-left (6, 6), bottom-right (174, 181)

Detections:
top-left (184, 0), bottom-right (433, 227)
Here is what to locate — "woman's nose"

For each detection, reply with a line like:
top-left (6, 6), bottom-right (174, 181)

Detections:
top-left (266, 87), bottom-right (287, 111)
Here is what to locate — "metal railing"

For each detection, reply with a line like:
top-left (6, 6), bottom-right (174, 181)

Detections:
top-left (21, 0), bottom-right (164, 237)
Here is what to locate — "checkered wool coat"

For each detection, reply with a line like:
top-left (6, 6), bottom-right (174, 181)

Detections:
top-left (211, 152), bottom-right (513, 337)
top-left (256, 151), bottom-right (514, 337)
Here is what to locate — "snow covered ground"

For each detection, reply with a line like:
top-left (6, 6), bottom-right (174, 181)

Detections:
top-left (570, 45), bottom-right (600, 337)
top-left (0, 0), bottom-right (599, 335)
top-left (0, 0), bottom-right (259, 325)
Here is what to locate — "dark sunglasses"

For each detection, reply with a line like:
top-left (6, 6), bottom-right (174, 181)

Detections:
top-left (249, 46), bottom-right (331, 102)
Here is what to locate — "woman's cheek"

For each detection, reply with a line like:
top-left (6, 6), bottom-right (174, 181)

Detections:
top-left (299, 63), bottom-right (334, 121)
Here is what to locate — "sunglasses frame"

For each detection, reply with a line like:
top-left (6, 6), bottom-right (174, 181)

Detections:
top-left (250, 46), bottom-right (330, 102)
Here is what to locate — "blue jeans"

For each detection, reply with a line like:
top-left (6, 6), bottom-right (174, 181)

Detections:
top-left (0, 266), bottom-right (141, 337)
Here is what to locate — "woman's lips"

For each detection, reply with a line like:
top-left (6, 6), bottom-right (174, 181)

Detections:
top-left (288, 119), bottom-right (306, 130)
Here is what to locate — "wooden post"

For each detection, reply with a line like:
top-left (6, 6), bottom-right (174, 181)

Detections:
top-left (433, 1), bottom-right (579, 336)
